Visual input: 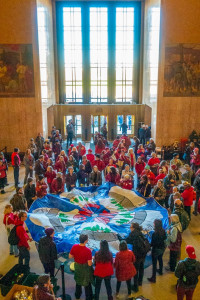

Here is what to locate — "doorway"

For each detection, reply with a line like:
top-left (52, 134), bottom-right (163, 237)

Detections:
top-left (117, 115), bottom-right (135, 135)
top-left (91, 115), bottom-right (108, 135)
top-left (64, 115), bottom-right (82, 137)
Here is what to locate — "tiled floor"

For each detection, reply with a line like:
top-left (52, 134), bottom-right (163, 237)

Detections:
top-left (0, 167), bottom-right (200, 299)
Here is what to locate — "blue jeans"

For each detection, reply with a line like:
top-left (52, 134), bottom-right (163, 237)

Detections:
top-left (10, 244), bottom-right (19, 256)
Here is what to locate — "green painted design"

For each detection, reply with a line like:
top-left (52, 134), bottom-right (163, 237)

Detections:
top-left (59, 213), bottom-right (70, 222)
top-left (116, 219), bottom-right (130, 224)
top-left (83, 224), bottom-right (111, 232)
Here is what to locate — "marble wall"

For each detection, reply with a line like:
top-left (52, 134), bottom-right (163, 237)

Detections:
top-left (156, 0), bottom-right (200, 146)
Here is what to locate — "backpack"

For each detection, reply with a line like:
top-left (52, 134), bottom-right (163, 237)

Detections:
top-left (179, 211), bottom-right (190, 231)
top-left (136, 235), bottom-right (151, 258)
top-left (8, 225), bottom-right (21, 245)
top-left (181, 261), bottom-right (199, 286)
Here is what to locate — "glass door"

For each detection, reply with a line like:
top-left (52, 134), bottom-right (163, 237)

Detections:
top-left (65, 115), bottom-right (82, 136)
top-left (91, 115), bottom-right (108, 135)
top-left (117, 115), bottom-right (135, 135)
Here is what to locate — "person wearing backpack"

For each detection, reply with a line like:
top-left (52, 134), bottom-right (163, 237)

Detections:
top-left (166, 214), bottom-right (182, 272)
top-left (173, 199), bottom-right (190, 232)
top-left (175, 245), bottom-right (200, 300)
top-left (3, 204), bottom-right (19, 257)
top-left (16, 211), bottom-right (32, 267)
top-left (125, 222), bottom-right (149, 292)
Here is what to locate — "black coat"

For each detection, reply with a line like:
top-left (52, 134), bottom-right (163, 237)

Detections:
top-left (24, 184), bottom-right (36, 209)
top-left (125, 229), bottom-right (146, 259)
top-left (38, 236), bottom-right (57, 264)
top-left (35, 159), bottom-right (45, 176)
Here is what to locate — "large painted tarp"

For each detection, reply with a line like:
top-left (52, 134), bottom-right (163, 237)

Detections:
top-left (26, 183), bottom-right (169, 256)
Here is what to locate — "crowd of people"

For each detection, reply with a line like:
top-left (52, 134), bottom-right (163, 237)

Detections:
top-left (1, 123), bottom-right (200, 300)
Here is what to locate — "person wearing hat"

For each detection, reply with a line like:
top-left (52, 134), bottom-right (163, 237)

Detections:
top-left (38, 228), bottom-right (58, 277)
top-left (175, 245), bottom-right (200, 300)
top-left (170, 153), bottom-right (183, 169)
top-left (182, 164), bottom-right (194, 185)
top-left (33, 274), bottom-right (61, 300)
top-left (141, 164), bottom-right (156, 186)
top-left (24, 177), bottom-right (37, 209)
top-left (86, 149), bottom-right (95, 164)
top-left (173, 199), bottom-right (190, 232)
top-left (181, 182), bottom-right (194, 220)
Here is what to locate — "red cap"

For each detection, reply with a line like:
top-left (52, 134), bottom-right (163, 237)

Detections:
top-left (186, 245), bottom-right (196, 259)
top-left (70, 144), bottom-right (74, 147)
top-left (88, 149), bottom-right (92, 153)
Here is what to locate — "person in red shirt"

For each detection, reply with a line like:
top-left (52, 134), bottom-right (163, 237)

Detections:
top-left (86, 149), bottom-right (95, 164)
top-left (137, 144), bottom-right (145, 160)
top-left (102, 148), bottom-right (112, 166)
top-left (181, 181), bottom-right (194, 219)
top-left (120, 134), bottom-right (131, 151)
top-left (69, 234), bottom-right (93, 300)
top-left (141, 165), bottom-right (156, 186)
top-left (16, 211), bottom-right (32, 267)
top-left (55, 155), bottom-right (66, 174)
top-left (3, 204), bottom-right (19, 256)
top-left (76, 142), bottom-right (86, 161)
top-left (105, 167), bottom-right (121, 185)
top-left (11, 147), bottom-right (21, 188)
top-left (94, 240), bottom-right (114, 300)
top-left (36, 175), bottom-right (48, 198)
top-left (0, 159), bottom-right (7, 194)
top-left (115, 240), bottom-right (136, 299)
top-left (105, 158), bottom-right (117, 176)
top-left (92, 154), bottom-right (105, 172)
top-left (155, 168), bottom-right (166, 184)
top-left (113, 136), bottom-right (120, 150)
top-left (148, 152), bottom-right (160, 176)
top-left (120, 174), bottom-right (133, 190)
top-left (51, 173), bottom-right (64, 195)
top-left (45, 166), bottom-right (56, 192)
top-left (135, 156), bottom-right (146, 180)
top-left (56, 150), bottom-right (68, 164)
top-left (95, 139), bottom-right (105, 155)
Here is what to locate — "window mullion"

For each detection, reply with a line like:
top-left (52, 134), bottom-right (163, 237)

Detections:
top-left (82, 5), bottom-right (90, 104)
top-left (108, 4), bottom-right (116, 104)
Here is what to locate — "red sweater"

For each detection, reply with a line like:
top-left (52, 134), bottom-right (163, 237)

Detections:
top-left (115, 250), bottom-right (136, 281)
top-left (11, 152), bottom-right (21, 167)
top-left (0, 165), bottom-right (6, 178)
top-left (121, 179), bottom-right (133, 190)
top-left (155, 173), bottom-right (166, 184)
top-left (3, 213), bottom-right (18, 226)
top-left (45, 170), bottom-right (56, 184)
top-left (95, 144), bottom-right (105, 154)
top-left (92, 159), bottom-right (105, 172)
top-left (76, 145), bottom-right (86, 157)
top-left (55, 160), bottom-right (66, 173)
top-left (181, 186), bottom-right (194, 206)
top-left (16, 220), bottom-right (30, 248)
top-left (36, 181), bottom-right (47, 198)
top-left (135, 162), bottom-right (146, 176)
top-left (51, 178), bottom-right (64, 194)
top-left (113, 139), bottom-right (120, 149)
top-left (94, 252), bottom-right (113, 278)
top-left (86, 153), bottom-right (95, 164)
top-left (148, 157), bottom-right (160, 166)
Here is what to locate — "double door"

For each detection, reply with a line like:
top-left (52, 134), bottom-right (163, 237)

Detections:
top-left (91, 115), bottom-right (108, 135)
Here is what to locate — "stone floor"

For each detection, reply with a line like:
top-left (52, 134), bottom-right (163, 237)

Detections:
top-left (0, 167), bottom-right (200, 300)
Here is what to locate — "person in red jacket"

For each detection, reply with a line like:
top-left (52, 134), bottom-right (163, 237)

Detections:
top-left (86, 149), bottom-right (95, 164)
top-left (54, 155), bottom-right (66, 174)
top-left (16, 211), bottom-right (32, 267)
top-left (115, 240), bottom-right (136, 299)
top-left (36, 175), bottom-right (48, 198)
top-left (94, 240), bottom-right (114, 300)
top-left (135, 156), bottom-right (146, 180)
top-left (11, 148), bottom-right (21, 188)
top-left (113, 136), bottom-right (120, 150)
top-left (105, 167), bottom-right (121, 185)
top-left (92, 154), bottom-right (105, 172)
top-left (181, 181), bottom-right (194, 219)
top-left (3, 204), bottom-right (19, 256)
top-left (102, 148), bottom-right (112, 166)
top-left (0, 159), bottom-right (6, 194)
top-left (51, 172), bottom-right (64, 194)
top-left (141, 165), bottom-right (156, 186)
top-left (56, 150), bottom-right (68, 164)
top-left (95, 139), bottom-right (105, 155)
top-left (148, 152), bottom-right (160, 176)
top-left (155, 168), bottom-right (166, 184)
top-left (120, 134), bottom-right (131, 151)
top-left (76, 142), bottom-right (86, 161)
top-left (120, 174), bottom-right (133, 190)
top-left (45, 166), bottom-right (56, 192)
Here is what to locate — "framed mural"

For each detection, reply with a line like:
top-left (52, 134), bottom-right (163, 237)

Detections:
top-left (0, 44), bottom-right (34, 97)
top-left (164, 44), bottom-right (200, 97)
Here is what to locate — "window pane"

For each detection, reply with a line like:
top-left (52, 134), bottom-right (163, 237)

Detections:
top-left (63, 7), bottom-right (82, 102)
top-left (90, 7), bottom-right (108, 103)
top-left (116, 7), bottom-right (134, 103)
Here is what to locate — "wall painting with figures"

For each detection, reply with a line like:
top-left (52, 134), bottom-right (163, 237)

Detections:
top-left (0, 44), bottom-right (34, 97)
top-left (164, 44), bottom-right (200, 97)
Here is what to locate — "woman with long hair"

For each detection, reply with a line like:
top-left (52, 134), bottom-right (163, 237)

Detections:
top-left (94, 240), bottom-right (114, 300)
top-left (115, 240), bottom-right (136, 299)
top-left (137, 175), bottom-right (151, 197)
top-left (105, 167), bottom-right (120, 185)
top-left (148, 219), bottom-right (167, 283)
top-left (95, 138), bottom-right (106, 155)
